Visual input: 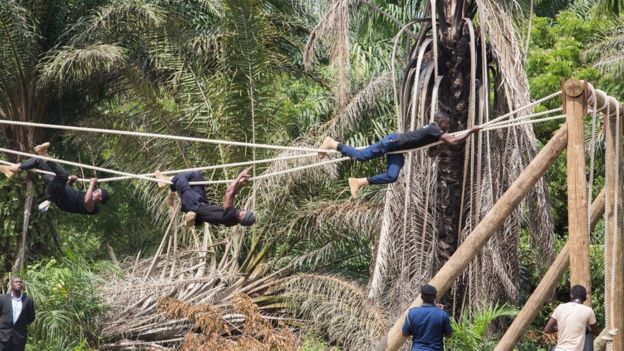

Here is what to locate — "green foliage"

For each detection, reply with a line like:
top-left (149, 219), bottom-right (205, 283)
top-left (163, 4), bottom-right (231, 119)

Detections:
top-left (19, 257), bottom-right (114, 351)
top-left (446, 305), bottom-right (518, 351)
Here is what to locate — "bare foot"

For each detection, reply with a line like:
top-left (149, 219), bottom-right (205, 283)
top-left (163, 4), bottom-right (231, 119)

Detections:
top-left (348, 177), bottom-right (367, 199)
top-left (0, 165), bottom-right (16, 178)
top-left (154, 170), bottom-right (172, 189)
top-left (318, 136), bottom-right (338, 159)
top-left (34, 142), bottom-right (50, 156)
top-left (185, 211), bottom-right (197, 228)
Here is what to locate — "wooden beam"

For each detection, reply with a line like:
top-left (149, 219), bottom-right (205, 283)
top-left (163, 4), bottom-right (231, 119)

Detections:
top-left (604, 103), bottom-right (624, 350)
top-left (374, 124), bottom-right (569, 351)
top-left (494, 189), bottom-right (605, 351)
top-left (564, 80), bottom-right (591, 299)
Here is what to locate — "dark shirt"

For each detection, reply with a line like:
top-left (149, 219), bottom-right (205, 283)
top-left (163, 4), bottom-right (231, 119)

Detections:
top-left (54, 186), bottom-right (99, 215)
top-left (402, 304), bottom-right (452, 351)
top-left (194, 203), bottom-right (239, 227)
top-left (396, 123), bottom-right (444, 151)
top-left (171, 172), bottom-right (239, 226)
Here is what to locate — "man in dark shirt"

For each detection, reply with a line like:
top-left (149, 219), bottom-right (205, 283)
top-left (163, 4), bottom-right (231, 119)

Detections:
top-left (318, 112), bottom-right (480, 197)
top-left (155, 167), bottom-right (256, 228)
top-left (0, 143), bottom-right (110, 215)
top-left (402, 284), bottom-right (452, 351)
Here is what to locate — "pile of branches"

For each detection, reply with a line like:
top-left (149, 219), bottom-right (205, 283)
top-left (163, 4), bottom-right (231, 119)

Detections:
top-left (96, 243), bottom-right (292, 350)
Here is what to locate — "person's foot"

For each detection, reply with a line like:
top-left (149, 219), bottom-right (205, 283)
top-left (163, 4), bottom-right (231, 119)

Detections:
top-left (184, 211), bottom-right (197, 228)
top-left (318, 136), bottom-right (338, 159)
top-left (34, 142), bottom-right (50, 156)
top-left (154, 170), bottom-right (172, 189)
top-left (348, 177), bottom-right (368, 198)
top-left (166, 192), bottom-right (176, 208)
top-left (0, 165), bottom-right (16, 178)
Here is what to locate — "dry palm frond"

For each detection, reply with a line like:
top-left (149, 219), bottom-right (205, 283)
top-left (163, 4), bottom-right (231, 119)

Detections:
top-left (304, 0), bottom-right (352, 107)
top-left (279, 273), bottom-right (386, 350)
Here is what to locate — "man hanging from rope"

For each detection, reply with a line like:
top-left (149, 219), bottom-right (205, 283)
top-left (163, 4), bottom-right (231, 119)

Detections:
top-left (0, 142), bottom-right (110, 215)
top-left (318, 112), bottom-right (481, 197)
top-left (154, 167), bottom-right (256, 228)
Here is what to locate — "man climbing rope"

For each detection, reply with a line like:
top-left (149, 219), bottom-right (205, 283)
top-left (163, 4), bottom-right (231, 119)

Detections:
top-left (155, 167), bottom-right (256, 228)
top-left (544, 284), bottom-right (599, 351)
top-left (317, 112), bottom-right (481, 198)
top-left (0, 142), bottom-right (110, 215)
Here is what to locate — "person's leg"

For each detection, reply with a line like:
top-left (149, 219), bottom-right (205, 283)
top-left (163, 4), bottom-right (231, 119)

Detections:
top-left (367, 153), bottom-right (405, 185)
top-left (348, 153), bottom-right (404, 198)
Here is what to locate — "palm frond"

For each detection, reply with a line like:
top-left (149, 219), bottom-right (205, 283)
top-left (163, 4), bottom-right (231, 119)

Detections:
top-left (40, 44), bottom-right (128, 84)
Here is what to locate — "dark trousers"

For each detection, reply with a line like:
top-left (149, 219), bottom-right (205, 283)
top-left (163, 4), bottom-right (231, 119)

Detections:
top-left (19, 158), bottom-right (69, 200)
top-left (0, 339), bottom-right (26, 351)
top-left (337, 133), bottom-right (405, 185)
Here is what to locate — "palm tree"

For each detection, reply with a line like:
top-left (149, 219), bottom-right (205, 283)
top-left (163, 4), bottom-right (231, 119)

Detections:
top-left (0, 0), bottom-right (107, 271)
top-left (303, 0), bottom-right (555, 319)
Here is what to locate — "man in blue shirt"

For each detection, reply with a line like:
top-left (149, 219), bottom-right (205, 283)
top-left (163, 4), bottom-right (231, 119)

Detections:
top-left (402, 284), bottom-right (452, 351)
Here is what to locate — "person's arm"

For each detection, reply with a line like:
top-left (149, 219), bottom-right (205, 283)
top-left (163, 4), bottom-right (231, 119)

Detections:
top-left (443, 314), bottom-right (453, 338)
top-left (589, 323), bottom-right (599, 336)
top-left (440, 126), bottom-right (482, 145)
top-left (401, 315), bottom-right (411, 337)
top-left (223, 168), bottom-right (251, 208)
top-left (84, 178), bottom-right (97, 212)
top-left (27, 298), bottom-right (35, 325)
top-left (544, 317), bottom-right (558, 334)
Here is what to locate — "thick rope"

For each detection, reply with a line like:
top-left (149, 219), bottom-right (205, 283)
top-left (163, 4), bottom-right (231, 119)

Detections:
top-left (481, 91), bottom-right (562, 127)
top-left (481, 114), bottom-right (566, 132)
top-left (0, 148), bottom-right (172, 185)
top-left (96, 153), bottom-right (317, 183)
top-left (0, 160), bottom-right (90, 183)
top-left (0, 119), bottom-right (338, 155)
top-left (485, 107), bottom-right (563, 128)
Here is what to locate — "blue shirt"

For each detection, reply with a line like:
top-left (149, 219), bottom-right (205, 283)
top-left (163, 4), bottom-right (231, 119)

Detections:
top-left (402, 304), bottom-right (452, 351)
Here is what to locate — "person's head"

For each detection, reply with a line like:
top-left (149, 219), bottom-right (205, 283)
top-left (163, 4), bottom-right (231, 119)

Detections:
top-left (238, 209), bottom-right (256, 227)
top-left (434, 112), bottom-right (452, 132)
top-left (421, 284), bottom-right (437, 304)
top-left (93, 188), bottom-right (111, 205)
top-left (10, 277), bottom-right (23, 295)
top-left (570, 284), bottom-right (588, 302)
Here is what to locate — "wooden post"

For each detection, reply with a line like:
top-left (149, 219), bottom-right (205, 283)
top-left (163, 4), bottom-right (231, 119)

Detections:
top-left (604, 102), bottom-right (624, 350)
top-left (564, 79), bottom-right (591, 300)
top-left (494, 189), bottom-right (605, 351)
top-left (374, 124), bottom-right (569, 351)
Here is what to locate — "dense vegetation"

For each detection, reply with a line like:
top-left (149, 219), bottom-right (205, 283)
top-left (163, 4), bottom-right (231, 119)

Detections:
top-left (0, 0), bottom-right (621, 350)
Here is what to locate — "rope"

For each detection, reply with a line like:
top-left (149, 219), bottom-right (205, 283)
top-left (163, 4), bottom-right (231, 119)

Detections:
top-left (0, 148), bottom-right (172, 185)
top-left (96, 153), bottom-right (317, 183)
top-left (0, 119), bottom-right (339, 155)
top-left (188, 156), bottom-right (350, 185)
top-left (485, 107), bottom-right (563, 128)
top-left (607, 102), bottom-right (620, 348)
top-left (0, 159), bottom-right (91, 183)
top-left (481, 91), bottom-right (562, 127)
top-left (480, 114), bottom-right (566, 132)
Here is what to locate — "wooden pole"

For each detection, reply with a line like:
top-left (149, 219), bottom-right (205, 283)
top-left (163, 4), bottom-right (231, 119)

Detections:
top-left (564, 80), bottom-right (591, 299)
top-left (604, 102), bottom-right (624, 350)
top-left (374, 124), bottom-right (569, 351)
top-left (494, 189), bottom-right (605, 351)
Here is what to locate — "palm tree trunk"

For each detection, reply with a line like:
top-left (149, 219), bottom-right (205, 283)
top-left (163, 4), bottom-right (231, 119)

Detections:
top-left (15, 179), bottom-right (35, 271)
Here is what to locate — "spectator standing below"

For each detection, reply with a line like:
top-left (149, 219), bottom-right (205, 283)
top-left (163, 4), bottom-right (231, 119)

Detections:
top-left (0, 277), bottom-right (35, 351)
top-left (544, 284), bottom-right (599, 351)
top-left (402, 284), bottom-right (452, 351)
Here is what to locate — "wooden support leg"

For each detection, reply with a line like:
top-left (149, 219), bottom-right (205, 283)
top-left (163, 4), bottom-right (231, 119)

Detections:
top-left (374, 124), bottom-right (569, 351)
top-left (494, 189), bottom-right (605, 351)
top-left (564, 80), bottom-right (591, 299)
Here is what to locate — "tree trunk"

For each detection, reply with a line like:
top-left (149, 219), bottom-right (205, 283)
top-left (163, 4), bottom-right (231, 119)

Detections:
top-left (15, 179), bottom-right (35, 271)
